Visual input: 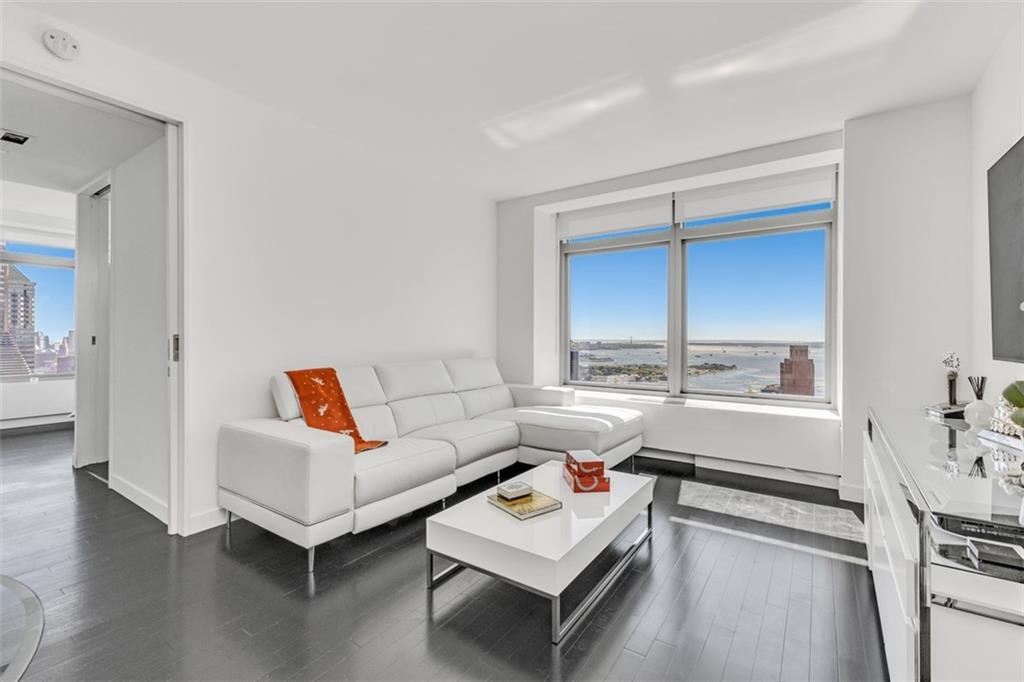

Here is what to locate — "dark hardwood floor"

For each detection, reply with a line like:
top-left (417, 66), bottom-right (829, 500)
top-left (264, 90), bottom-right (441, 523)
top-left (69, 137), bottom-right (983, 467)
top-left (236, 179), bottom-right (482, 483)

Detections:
top-left (0, 429), bottom-right (887, 681)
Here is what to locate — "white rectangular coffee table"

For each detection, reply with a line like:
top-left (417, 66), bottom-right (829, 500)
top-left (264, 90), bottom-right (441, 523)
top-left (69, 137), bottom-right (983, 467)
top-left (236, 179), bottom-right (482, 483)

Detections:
top-left (425, 461), bottom-right (654, 644)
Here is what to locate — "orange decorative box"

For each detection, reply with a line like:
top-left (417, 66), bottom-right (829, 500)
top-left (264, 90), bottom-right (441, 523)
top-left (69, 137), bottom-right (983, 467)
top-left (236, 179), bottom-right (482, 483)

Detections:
top-left (562, 463), bottom-right (610, 493)
top-left (565, 449), bottom-right (604, 477)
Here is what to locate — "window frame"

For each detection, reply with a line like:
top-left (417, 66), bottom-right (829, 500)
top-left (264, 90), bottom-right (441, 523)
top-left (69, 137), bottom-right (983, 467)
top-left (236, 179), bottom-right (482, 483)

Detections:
top-left (0, 247), bottom-right (76, 381)
top-left (560, 203), bottom-right (836, 406)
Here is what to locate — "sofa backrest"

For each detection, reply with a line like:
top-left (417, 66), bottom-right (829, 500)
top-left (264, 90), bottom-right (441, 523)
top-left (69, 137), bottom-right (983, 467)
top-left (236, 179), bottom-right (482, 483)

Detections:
top-left (444, 358), bottom-right (514, 418)
top-left (269, 358), bottom-right (510, 439)
top-left (270, 365), bottom-right (398, 440)
top-left (375, 360), bottom-right (466, 435)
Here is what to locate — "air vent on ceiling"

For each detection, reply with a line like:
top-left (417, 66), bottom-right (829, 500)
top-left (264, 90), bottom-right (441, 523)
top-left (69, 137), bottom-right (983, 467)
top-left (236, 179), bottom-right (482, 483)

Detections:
top-left (0, 130), bottom-right (33, 146)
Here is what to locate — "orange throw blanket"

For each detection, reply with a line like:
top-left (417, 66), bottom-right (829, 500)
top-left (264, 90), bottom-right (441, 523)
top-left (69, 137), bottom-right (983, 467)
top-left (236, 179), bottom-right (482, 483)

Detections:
top-left (285, 367), bottom-right (387, 453)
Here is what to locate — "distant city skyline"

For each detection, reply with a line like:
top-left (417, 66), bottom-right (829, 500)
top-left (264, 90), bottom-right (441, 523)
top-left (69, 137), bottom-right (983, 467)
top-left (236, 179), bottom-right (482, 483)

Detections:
top-left (2, 243), bottom-right (75, 340)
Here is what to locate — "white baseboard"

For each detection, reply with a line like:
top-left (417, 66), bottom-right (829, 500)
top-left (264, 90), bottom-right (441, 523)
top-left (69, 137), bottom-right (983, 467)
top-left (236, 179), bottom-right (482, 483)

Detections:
top-left (638, 447), bottom-right (695, 464)
top-left (187, 506), bottom-right (226, 536)
top-left (0, 414), bottom-right (74, 431)
top-left (695, 455), bottom-right (840, 490)
top-left (640, 448), bottom-right (840, 491)
top-left (839, 481), bottom-right (865, 503)
top-left (109, 473), bottom-right (168, 524)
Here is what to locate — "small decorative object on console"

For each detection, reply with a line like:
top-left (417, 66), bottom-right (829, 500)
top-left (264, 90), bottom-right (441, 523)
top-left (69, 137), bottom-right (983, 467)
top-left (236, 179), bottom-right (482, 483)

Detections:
top-left (940, 352), bottom-right (962, 410)
top-left (926, 402), bottom-right (967, 420)
top-left (988, 381), bottom-right (1024, 444)
top-left (965, 375), bottom-right (994, 429)
top-left (496, 481), bottom-right (533, 501)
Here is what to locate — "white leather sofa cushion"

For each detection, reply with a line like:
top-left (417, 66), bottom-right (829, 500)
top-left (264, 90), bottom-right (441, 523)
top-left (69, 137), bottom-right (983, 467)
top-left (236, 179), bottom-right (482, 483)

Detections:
top-left (483, 405), bottom-right (644, 454)
top-left (350, 405), bottom-right (398, 441)
top-left (375, 360), bottom-right (454, 401)
top-left (410, 419), bottom-right (519, 467)
top-left (458, 385), bottom-right (514, 419)
top-left (354, 438), bottom-right (456, 507)
top-left (389, 393), bottom-right (466, 436)
top-left (270, 374), bottom-right (302, 421)
top-left (444, 358), bottom-right (505, 391)
top-left (507, 384), bottom-right (575, 408)
top-left (270, 365), bottom-right (388, 421)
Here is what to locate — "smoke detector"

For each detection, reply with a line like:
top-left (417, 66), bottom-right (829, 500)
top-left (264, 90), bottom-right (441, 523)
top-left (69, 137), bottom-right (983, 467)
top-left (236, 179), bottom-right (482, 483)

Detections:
top-left (0, 129), bottom-right (33, 146)
top-left (42, 29), bottom-right (80, 60)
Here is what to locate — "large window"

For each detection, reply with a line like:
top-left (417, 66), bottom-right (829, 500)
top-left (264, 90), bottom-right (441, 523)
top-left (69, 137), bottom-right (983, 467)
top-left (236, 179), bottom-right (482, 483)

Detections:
top-left (0, 243), bottom-right (76, 377)
top-left (560, 167), bottom-right (835, 403)
top-left (686, 228), bottom-right (826, 398)
top-left (567, 244), bottom-right (668, 387)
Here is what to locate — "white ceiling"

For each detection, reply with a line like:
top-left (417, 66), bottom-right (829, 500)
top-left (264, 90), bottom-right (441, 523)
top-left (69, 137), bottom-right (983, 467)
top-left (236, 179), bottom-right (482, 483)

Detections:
top-left (0, 74), bottom-right (165, 192)
top-left (30, 1), bottom-right (1019, 199)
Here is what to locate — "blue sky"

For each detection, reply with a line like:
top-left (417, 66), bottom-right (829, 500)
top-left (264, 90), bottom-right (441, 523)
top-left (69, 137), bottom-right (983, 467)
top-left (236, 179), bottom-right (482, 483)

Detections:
top-left (570, 228), bottom-right (826, 341)
top-left (4, 243), bottom-right (75, 341)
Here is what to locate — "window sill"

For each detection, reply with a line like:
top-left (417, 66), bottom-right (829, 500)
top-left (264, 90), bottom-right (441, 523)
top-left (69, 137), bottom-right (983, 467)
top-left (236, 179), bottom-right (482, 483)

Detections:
top-left (573, 387), bottom-right (840, 421)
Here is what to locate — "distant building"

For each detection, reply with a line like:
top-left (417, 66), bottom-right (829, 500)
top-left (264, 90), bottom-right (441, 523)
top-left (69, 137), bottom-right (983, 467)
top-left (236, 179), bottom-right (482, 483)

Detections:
top-left (34, 348), bottom-right (58, 373)
top-left (780, 344), bottom-right (814, 396)
top-left (57, 355), bottom-right (76, 373)
top-left (0, 261), bottom-right (36, 374)
top-left (569, 350), bottom-right (580, 381)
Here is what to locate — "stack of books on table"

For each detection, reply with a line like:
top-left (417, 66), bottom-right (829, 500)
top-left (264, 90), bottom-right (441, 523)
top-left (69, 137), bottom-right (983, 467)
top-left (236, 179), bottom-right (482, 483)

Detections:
top-left (562, 449), bottom-right (610, 493)
top-left (487, 481), bottom-right (561, 520)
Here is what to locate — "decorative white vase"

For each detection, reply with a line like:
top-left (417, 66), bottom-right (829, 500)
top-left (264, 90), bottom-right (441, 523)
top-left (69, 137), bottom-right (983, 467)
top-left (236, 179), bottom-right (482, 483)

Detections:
top-left (965, 399), bottom-right (994, 429)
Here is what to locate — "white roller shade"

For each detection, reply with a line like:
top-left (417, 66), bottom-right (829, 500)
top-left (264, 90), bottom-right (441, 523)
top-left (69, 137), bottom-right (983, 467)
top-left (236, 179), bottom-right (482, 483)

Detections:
top-left (557, 194), bottom-right (672, 240)
top-left (676, 166), bottom-right (836, 223)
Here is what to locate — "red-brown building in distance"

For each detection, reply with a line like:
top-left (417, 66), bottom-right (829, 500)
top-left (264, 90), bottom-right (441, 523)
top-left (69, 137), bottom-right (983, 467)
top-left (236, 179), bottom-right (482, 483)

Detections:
top-left (780, 344), bottom-right (814, 395)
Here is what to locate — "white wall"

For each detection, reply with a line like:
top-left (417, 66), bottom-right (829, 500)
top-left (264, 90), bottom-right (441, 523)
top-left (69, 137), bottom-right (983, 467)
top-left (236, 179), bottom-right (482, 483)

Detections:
top-left (497, 133), bottom-right (845, 482)
top-left (971, 15), bottom-right (1024, 395)
top-left (841, 97), bottom-right (973, 496)
top-left (1, 5), bottom-right (497, 534)
top-left (0, 378), bottom-right (74, 424)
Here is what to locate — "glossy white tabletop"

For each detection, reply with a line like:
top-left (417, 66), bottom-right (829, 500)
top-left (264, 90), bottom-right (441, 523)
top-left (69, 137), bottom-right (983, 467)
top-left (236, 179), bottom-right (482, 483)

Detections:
top-left (426, 461), bottom-right (654, 562)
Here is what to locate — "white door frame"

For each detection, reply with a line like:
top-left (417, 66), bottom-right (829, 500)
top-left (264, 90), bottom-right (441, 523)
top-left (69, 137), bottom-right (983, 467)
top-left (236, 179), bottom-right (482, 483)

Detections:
top-left (73, 173), bottom-right (111, 472)
top-left (1, 66), bottom-right (188, 536)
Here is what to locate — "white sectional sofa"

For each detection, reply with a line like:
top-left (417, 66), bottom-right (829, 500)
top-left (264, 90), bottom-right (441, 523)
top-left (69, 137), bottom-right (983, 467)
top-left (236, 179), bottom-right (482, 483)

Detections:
top-left (217, 358), bottom-right (643, 571)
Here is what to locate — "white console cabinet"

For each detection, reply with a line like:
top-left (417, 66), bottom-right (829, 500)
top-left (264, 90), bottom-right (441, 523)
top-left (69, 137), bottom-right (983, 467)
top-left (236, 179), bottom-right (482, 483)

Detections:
top-left (864, 430), bottom-right (919, 682)
top-left (865, 408), bottom-right (1024, 682)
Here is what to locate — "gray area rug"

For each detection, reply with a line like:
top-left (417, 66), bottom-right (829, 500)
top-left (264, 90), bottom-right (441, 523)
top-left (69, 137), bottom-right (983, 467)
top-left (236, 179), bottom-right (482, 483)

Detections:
top-left (677, 480), bottom-right (865, 543)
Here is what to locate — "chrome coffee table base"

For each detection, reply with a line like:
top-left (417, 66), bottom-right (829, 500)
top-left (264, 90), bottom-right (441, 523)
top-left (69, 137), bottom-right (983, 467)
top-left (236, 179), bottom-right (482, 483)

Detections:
top-left (427, 503), bottom-right (652, 644)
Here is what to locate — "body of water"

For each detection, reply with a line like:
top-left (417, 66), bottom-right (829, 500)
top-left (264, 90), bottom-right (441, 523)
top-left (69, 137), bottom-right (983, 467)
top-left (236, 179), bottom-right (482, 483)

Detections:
top-left (574, 340), bottom-right (825, 397)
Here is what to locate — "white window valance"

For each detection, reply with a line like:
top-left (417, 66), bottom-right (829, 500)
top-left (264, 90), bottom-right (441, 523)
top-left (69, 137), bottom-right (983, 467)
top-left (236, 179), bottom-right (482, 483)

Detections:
top-left (556, 194), bottom-right (672, 240)
top-left (675, 166), bottom-right (836, 224)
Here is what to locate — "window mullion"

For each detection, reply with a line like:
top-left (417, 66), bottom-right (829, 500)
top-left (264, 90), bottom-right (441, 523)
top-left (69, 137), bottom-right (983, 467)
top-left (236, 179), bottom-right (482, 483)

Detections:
top-left (668, 223), bottom-right (683, 395)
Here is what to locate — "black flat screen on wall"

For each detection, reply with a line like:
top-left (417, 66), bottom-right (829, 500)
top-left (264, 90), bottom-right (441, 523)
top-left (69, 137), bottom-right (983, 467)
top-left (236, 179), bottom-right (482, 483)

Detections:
top-left (988, 135), bottom-right (1024, 363)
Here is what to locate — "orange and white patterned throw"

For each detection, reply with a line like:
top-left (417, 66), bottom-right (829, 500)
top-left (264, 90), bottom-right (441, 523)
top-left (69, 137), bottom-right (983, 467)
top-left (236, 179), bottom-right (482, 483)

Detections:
top-left (285, 367), bottom-right (387, 453)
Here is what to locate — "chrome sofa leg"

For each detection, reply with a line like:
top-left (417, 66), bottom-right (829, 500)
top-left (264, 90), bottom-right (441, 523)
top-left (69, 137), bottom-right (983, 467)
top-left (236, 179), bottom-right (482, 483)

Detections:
top-left (497, 468), bottom-right (502, 484)
top-left (226, 511), bottom-right (232, 527)
top-left (307, 546), bottom-right (316, 574)
top-left (441, 497), bottom-right (447, 510)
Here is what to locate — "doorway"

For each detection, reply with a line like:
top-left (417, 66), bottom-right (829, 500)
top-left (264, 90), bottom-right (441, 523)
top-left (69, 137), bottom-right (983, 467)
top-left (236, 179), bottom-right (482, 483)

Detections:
top-left (0, 68), bottom-right (182, 532)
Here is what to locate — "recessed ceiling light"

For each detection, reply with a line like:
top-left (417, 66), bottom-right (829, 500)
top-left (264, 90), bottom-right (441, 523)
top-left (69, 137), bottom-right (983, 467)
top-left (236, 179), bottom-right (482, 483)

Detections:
top-left (0, 129), bottom-right (33, 146)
